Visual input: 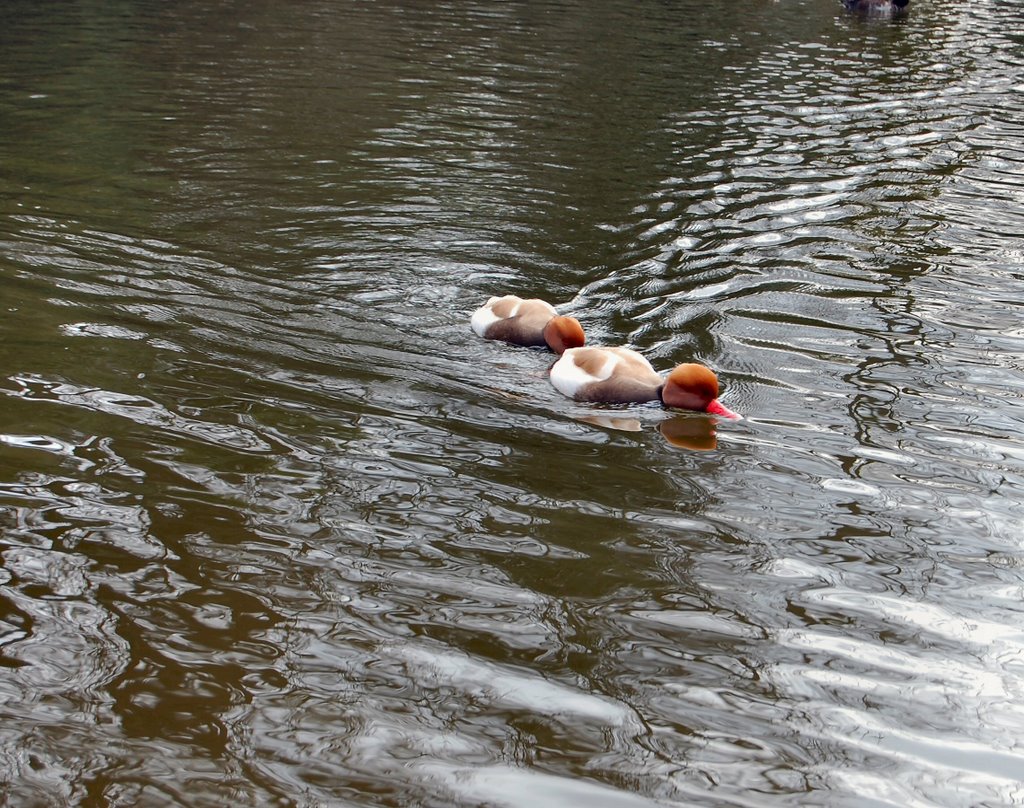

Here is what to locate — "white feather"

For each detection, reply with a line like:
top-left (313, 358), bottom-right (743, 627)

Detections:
top-left (470, 296), bottom-right (527, 337)
top-left (470, 305), bottom-right (500, 337)
top-left (549, 348), bottom-right (620, 398)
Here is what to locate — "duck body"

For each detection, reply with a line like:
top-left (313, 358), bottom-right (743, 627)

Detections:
top-left (472, 295), bottom-right (585, 353)
top-left (550, 346), bottom-right (740, 418)
top-left (550, 346), bottom-right (663, 404)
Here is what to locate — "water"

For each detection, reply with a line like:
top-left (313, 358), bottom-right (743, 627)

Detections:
top-left (2, 0), bottom-right (1024, 805)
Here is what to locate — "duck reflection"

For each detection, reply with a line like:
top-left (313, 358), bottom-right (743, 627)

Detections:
top-left (577, 413), bottom-right (719, 451)
top-left (658, 415), bottom-right (718, 451)
top-left (577, 415), bottom-right (644, 432)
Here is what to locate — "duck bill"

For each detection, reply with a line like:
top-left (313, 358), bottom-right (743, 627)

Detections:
top-left (706, 399), bottom-right (741, 420)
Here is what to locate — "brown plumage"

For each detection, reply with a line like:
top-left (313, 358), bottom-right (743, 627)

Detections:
top-left (471, 295), bottom-right (585, 354)
top-left (549, 347), bottom-right (740, 418)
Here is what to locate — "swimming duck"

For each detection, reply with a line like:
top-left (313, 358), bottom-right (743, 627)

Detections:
top-left (549, 346), bottom-right (740, 418)
top-left (843, 0), bottom-right (908, 12)
top-left (471, 295), bottom-right (585, 354)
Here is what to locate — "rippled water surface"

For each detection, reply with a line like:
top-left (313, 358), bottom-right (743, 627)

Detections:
top-left (2, 0), bottom-right (1024, 805)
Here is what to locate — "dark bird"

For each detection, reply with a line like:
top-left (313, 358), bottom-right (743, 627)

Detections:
top-left (844, 0), bottom-right (909, 12)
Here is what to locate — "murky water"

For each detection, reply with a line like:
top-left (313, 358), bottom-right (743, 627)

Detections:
top-left (2, 0), bottom-right (1024, 805)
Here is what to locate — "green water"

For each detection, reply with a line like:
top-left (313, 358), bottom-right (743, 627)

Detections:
top-left (2, 1), bottom-right (1023, 805)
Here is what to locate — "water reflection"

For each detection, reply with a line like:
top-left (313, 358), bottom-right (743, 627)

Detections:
top-left (2, 0), bottom-right (1024, 805)
top-left (659, 416), bottom-right (719, 452)
top-left (577, 412), bottom-right (721, 452)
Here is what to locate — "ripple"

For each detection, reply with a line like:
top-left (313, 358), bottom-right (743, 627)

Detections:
top-left (59, 322), bottom-right (148, 340)
top-left (4, 375), bottom-right (274, 454)
top-left (422, 763), bottom-right (670, 808)
top-left (2, 0), bottom-right (1024, 805)
top-left (394, 642), bottom-right (637, 726)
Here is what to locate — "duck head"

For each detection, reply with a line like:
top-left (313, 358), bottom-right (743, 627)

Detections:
top-left (542, 316), bottom-right (586, 354)
top-left (660, 363), bottom-right (740, 419)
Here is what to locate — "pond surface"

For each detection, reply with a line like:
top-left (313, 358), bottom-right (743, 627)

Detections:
top-left (2, 0), bottom-right (1024, 805)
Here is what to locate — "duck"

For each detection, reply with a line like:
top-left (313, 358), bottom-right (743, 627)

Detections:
top-left (549, 346), bottom-right (740, 418)
top-left (471, 295), bottom-right (585, 354)
top-left (843, 0), bottom-right (908, 13)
